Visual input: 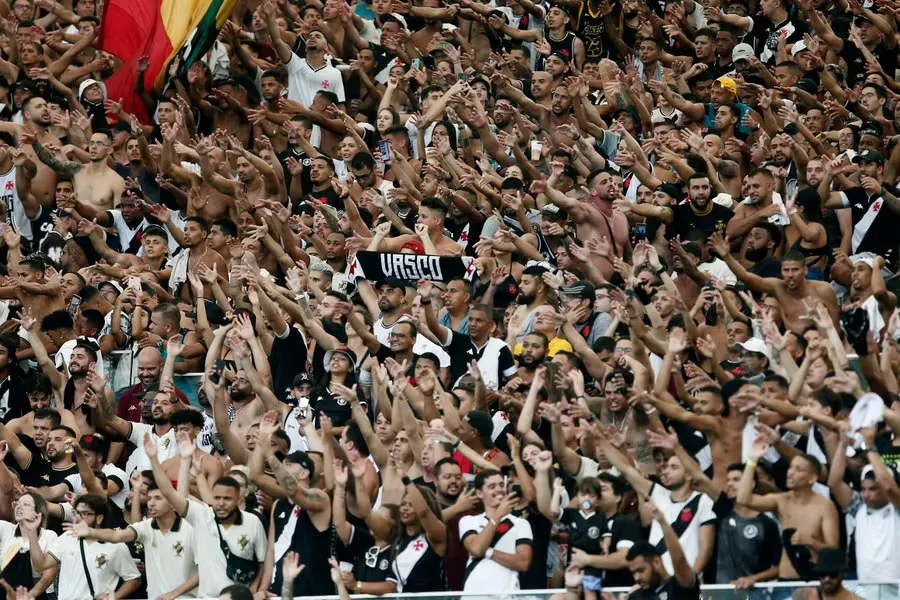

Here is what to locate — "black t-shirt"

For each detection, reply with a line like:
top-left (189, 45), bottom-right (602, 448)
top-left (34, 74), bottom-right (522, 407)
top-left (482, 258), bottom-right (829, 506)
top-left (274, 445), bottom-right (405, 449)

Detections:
top-left (348, 527), bottom-right (395, 585)
top-left (6, 434), bottom-right (48, 487)
top-left (444, 331), bottom-right (516, 389)
top-left (514, 506), bottom-right (552, 590)
top-left (667, 203), bottom-right (734, 240)
top-left (713, 496), bottom-right (782, 583)
top-left (0, 374), bottom-right (32, 424)
top-left (840, 40), bottom-right (898, 86)
top-left (311, 321), bottom-right (348, 381)
top-left (561, 508), bottom-right (608, 577)
top-left (304, 185), bottom-right (345, 211)
top-left (749, 256), bottom-right (782, 279)
top-left (269, 327), bottom-right (309, 398)
top-left (605, 514), bottom-right (642, 587)
top-left (311, 383), bottom-right (368, 429)
top-left (751, 16), bottom-right (807, 65)
top-left (628, 573), bottom-right (700, 600)
top-left (843, 185), bottom-right (900, 269)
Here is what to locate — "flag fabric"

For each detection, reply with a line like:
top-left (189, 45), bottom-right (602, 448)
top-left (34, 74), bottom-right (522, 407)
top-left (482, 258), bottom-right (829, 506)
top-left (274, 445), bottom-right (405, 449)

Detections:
top-left (348, 251), bottom-right (477, 284)
top-left (99, 0), bottom-right (238, 123)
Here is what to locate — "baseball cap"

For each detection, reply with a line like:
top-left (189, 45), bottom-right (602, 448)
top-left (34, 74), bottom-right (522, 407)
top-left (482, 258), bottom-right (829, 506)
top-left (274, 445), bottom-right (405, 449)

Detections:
top-left (375, 277), bottom-right (412, 290)
top-left (97, 280), bottom-right (123, 295)
top-left (284, 451), bottom-right (316, 479)
top-left (790, 40), bottom-right (809, 56)
top-left (737, 337), bottom-right (771, 360)
top-left (732, 43), bottom-right (754, 62)
top-left (324, 345), bottom-right (358, 368)
top-left (465, 410), bottom-right (494, 442)
top-left (292, 372), bottom-right (312, 387)
top-left (79, 433), bottom-right (107, 453)
top-left (859, 121), bottom-right (883, 140)
top-left (551, 50), bottom-right (571, 64)
top-left (541, 204), bottom-right (568, 221)
top-left (715, 76), bottom-right (738, 95)
top-left (862, 463), bottom-right (900, 485)
top-left (853, 149), bottom-right (885, 165)
top-left (657, 183), bottom-right (684, 203)
top-left (562, 281), bottom-right (596, 302)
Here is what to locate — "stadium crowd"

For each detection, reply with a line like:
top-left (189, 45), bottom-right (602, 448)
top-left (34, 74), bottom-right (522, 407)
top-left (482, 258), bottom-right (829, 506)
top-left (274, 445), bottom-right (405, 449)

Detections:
top-left (0, 0), bottom-right (895, 598)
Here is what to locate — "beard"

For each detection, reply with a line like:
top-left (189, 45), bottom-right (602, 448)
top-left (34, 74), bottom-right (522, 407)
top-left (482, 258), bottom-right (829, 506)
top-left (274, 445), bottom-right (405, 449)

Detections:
top-left (521, 353), bottom-right (544, 368)
top-left (745, 246), bottom-right (769, 262)
top-left (517, 291), bottom-right (535, 304)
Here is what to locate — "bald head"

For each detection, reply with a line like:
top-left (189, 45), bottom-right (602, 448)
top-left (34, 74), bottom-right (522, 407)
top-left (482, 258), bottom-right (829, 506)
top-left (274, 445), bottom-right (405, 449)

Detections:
top-left (137, 347), bottom-right (163, 387)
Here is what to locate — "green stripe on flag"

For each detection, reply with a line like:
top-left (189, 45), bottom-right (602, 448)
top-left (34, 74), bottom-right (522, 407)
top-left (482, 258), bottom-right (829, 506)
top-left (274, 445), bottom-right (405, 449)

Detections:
top-left (180, 0), bottom-right (227, 71)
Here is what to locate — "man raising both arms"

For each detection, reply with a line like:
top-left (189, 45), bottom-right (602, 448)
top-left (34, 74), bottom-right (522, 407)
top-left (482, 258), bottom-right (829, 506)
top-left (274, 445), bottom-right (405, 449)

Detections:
top-left (737, 435), bottom-right (839, 580)
top-left (708, 232), bottom-right (839, 331)
top-left (22, 128), bottom-right (125, 212)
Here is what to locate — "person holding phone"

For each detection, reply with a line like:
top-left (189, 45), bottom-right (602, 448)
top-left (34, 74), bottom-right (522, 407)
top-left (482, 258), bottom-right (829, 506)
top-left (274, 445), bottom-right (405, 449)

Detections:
top-left (0, 492), bottom-right (59, 600)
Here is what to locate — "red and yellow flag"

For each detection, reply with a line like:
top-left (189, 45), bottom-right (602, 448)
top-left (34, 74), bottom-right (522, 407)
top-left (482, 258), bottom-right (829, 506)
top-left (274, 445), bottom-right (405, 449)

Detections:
top-left (99, 0), bottom-right (238, 122)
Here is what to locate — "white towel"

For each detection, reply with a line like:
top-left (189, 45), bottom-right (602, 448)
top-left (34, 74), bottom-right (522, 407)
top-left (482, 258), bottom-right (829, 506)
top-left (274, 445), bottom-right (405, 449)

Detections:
top-left (167, 250), bottom-right (190, 295)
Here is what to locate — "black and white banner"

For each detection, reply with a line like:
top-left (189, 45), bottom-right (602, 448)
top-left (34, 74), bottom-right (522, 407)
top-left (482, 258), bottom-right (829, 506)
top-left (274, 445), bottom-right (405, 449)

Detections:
top-left (348, 251), bottom-right (476, 283)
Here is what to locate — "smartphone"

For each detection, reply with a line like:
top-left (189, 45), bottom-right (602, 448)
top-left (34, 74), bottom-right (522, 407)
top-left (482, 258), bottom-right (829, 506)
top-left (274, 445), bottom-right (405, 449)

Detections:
top-left (68, 295), bottom-right (82, 316)
top-left (210, 359), bottom-right (225, 384)
top-left (298, 396), bottom-right (310, 419)
top-left (458, 72), bottom-right (469, 83)
top-left (379, 139), bottom-right (392, 163)
top-left (634, 223), bottom-right (647, 241)
top-left (128, 276), bottom-right (141, 292)
top-left (411, 58), bottom-right (423, 70)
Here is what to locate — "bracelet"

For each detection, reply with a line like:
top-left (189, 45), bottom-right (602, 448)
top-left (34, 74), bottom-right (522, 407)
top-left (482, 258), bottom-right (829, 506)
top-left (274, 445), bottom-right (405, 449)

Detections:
top-left (356, 582), bottom-right (362, 592)
top-left (489, 518), bottom-right (498, 527)
top-left (747, 459), bottom-right (758, 468)
top-left (644, 407), bottom-right (657, 415)
top-left (421, 299), bottom-right (431, 305)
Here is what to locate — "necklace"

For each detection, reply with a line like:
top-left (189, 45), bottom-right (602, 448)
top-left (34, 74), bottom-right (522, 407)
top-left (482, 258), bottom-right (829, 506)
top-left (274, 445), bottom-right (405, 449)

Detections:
top-left (189, 247), bottom-right (209, 273)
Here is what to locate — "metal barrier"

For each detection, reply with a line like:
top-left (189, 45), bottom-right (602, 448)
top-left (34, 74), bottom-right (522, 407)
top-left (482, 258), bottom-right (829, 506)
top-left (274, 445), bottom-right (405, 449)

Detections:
top-left (179, 582), bottom-right (900, 600)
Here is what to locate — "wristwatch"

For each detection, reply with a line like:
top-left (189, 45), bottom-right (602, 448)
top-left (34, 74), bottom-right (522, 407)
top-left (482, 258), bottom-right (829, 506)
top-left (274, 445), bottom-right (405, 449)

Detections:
top-left (485, 548), bottom-right (495, 561)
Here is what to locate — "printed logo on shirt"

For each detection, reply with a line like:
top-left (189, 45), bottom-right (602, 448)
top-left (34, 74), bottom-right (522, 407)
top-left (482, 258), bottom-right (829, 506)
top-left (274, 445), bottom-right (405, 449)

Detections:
top-left (96, 554), bottom-right (108, 568)
top-left (379, 559), bottom-right (389, 570)
top-left (743, 524), bottom-right (759, 539)
top-left (173, 541), bottom-right (185, 556)
top-left (238, 535), bottom-right (250, 550)
top-left (588, 526), bottom-right (601, 539)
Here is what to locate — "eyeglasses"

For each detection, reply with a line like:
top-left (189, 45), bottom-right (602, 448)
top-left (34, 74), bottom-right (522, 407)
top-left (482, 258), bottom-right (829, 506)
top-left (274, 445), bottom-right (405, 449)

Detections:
top-left (88, 141), bottom-right (110, 148)
top-left (76, 510), bottom-right (96, 518)
top-left (365, 546), bottom-right (380, 568)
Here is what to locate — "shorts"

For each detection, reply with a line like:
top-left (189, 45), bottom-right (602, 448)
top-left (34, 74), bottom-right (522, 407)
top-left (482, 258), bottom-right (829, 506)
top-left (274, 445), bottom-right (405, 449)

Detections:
top-left (583, 575), bottom-right (604, 592)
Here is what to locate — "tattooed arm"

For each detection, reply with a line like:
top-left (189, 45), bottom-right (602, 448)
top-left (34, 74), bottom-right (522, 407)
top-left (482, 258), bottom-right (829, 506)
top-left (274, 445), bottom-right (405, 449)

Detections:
top-left (31, 142), bottom-right (84, 176)
top-left (267, 454), bottom-right (330, 512)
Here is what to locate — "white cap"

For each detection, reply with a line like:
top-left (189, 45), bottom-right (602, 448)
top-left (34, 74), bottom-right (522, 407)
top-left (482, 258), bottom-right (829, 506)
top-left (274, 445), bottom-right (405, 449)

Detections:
top-left (737, 337), bottom-right (771, 360)
top-left (732, 43), bottom-right (754, 62)
top-left (78, 78), bottom-right (107, 102)
top-left (791, 40), bottom-right (809, 56)
top-left (712, 193), bottom-right (734, 208)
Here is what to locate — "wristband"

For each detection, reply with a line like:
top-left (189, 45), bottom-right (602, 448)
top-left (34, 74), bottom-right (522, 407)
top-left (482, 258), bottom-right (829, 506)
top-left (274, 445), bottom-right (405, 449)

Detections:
top-left (644, 407), bottom-right (657, 415)
top-left (489, 518), bottom-right (498, 527)
top-left (747, 459), bottom-right (758, 468)
top-left (421, 299), bottom-right (431, 305)
top-left (356, 582), bottom-right (362, 592)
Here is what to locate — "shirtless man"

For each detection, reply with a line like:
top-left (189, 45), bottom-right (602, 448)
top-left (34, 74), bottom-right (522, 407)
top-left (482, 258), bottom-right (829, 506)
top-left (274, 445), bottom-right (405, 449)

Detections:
top-left (79, 223), bottom-right (172, 299)
top-left (726, 168), bottom-right (783, 248)
top-left (24, 128), bottom-right (125, 212)
top-left (649, 335), bottom-right (749, 488)
top-left (0, 97), bottom-right (61, 206)
top-left (197, 135), bottom-right (281, 207)
top-left (535, 167), bottom-right (631, 280)
top-left (167, 216), bottom-right (228, 302)
top-left (159, 411), bottom-right (223, 498)
top-left (158, 123), bottom-right (236, 223)
top-left (738, 436), bottom-right (839, 580)
top-left (709, 233), bottom-right (840, 331)
top-left (376, 198), bottom-right (464, 256)
top-left (22, 312), bottom-right (98, 436)
top-left (0, 239), bottom-right (64, 321)
top-left (5, 373), bottom-right (79, 439)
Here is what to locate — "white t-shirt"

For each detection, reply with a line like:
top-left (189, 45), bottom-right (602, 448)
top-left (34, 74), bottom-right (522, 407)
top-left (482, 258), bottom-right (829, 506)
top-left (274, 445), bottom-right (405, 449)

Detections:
top-left (459, 513), bottom-right (533, 593)
top-left (286, 52), bottom-right (346, 108)
top-left (0, 522), bottom-right (57, 589)
top-left (183, 500), bottom-right (267, 597)
top-left (125, 422), bottom-right (178, 477)
top-left (129, 517), bottom-right (198, 598)
top-left (66, 463), bottom-right (129, 508)
top-left (855, 500), bottom-right (900, 582)
top-left (648, 484), bottom-right (716, 574)
top-left (49, 533), bottom-right (140, 600)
